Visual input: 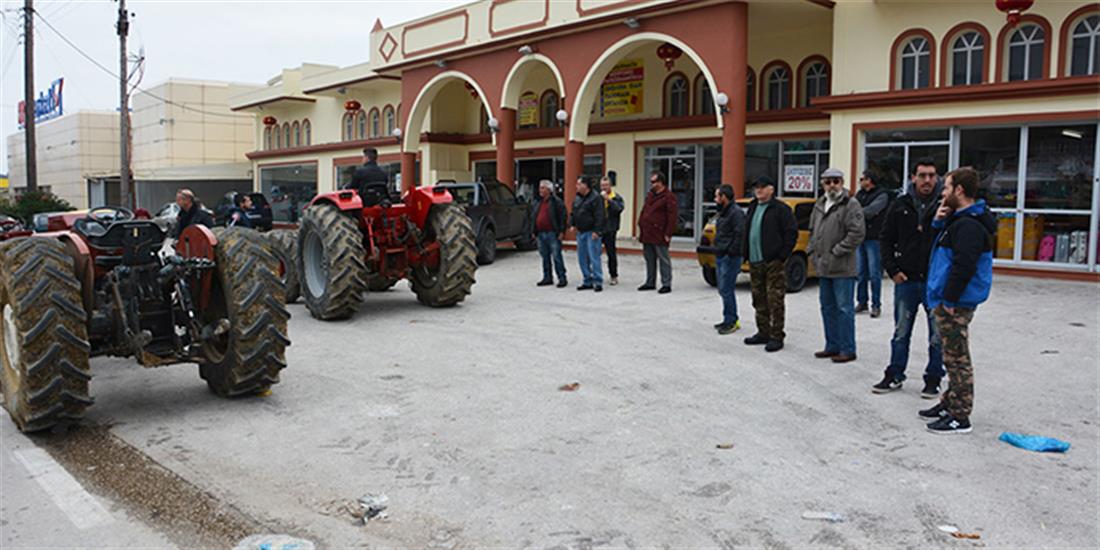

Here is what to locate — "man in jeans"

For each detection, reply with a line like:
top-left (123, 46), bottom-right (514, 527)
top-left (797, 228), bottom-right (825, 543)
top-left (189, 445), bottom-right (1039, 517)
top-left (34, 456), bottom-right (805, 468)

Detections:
top-left (808, 168), bottom-right (865, 364)
top-left (855, 171), bottom-right (889, 317)
top-left (742, 176), bottom-right (797, 352)
top-left (528, 180), bottom-right (567, 288)
top-left (600, 176), bottom-right (624, 286)
top-left (637, 171), bottom-right (678, 294)
top-left (571, 176), bottom-right (605, 292)
top-left (921, 167), bottom-right (995, 435)
top-left (711, 185), bottom-right (745, 335)
top-left (875, 159), bottom-right (945, 397)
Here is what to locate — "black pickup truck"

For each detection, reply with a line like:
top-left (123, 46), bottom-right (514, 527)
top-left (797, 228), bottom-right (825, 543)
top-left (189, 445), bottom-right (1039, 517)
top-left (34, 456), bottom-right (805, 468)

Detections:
top-left (434, 180), bottom-right (536, 264)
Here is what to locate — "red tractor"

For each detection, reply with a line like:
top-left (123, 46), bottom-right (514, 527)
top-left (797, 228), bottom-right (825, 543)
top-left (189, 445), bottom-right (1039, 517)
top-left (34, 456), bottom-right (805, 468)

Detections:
top-left (296, 184), bottom-right (477, 320)
top-left (0, 207), bottom-right (289, 433)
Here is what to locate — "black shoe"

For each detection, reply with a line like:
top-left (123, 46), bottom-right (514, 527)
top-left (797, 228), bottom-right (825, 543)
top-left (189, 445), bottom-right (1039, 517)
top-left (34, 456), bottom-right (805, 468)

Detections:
top-left (831, 354), bottom-right (857, 363)
top-left (658, 286), bottom-right (671, 294)
top-left (918, 402), bottom-right (949, 421)
top-left (637, 284), bottom-right (656, 291)
top-left (744, 333), bottom-right (769, 345)
top-left (921, 378), bottom-right (941, 399)
top-left (714, 322), bottom-right (726, 329)
top-left (872, 374), bottom-right (903, 394)
top-left (855, 303), bottom-right (868, 314)
top-left (577, 284), bottom-right (593, 290)
top-left (927, 415), bottom-right (972, 435)
top-left (537, 279), bottom-right (553, 287)
top-left (594, 285), bottom-right (603, 292)
top-left (764, 339), bottom-right (783, 352)
top-left (870, 308), bottom-right (881, 318)
top-left (556, 280), bottom-right (568, 288)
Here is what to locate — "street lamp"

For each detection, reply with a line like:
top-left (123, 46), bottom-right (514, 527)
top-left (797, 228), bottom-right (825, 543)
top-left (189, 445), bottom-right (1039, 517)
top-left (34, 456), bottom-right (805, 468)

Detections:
top-left (487, 116), bottom-right (500, 134)
top-left (555, 109), bottom-right (568, 126)
top-left (715, 92), bottom-right (729, 114)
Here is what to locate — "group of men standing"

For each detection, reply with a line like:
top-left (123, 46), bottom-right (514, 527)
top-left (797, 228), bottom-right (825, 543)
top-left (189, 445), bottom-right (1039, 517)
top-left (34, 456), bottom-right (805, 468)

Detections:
top-left (706, 162), bottom-right (995, 435)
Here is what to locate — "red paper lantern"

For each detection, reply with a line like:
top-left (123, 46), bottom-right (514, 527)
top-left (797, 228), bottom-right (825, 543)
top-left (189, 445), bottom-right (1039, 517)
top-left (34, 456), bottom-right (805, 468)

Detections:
top-left (656, 42), bottom-right (683, 71)
top-left (262, 116), bottom-right (277, 126)
top-left (344, 99), bottom-right (362, 112)
top-left (996, 0), bottom-right (1034, 26)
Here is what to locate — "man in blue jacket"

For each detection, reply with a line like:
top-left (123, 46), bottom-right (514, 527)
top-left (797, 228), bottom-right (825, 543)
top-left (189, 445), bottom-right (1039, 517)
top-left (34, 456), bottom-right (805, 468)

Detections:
top-left (921, 167), bottom-right (995, 435)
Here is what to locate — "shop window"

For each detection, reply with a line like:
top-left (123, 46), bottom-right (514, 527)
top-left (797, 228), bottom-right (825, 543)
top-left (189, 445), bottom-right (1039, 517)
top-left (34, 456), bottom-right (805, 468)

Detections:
top-left (745, 141), bottom-right (780, 195)
top-left (746, 68), bottom-right (755, 111)
top-left (663, 73), bottom-right (689, 117)
top-left (864, 128), bottom-right (949, 194)
top-left (801, 60), bottom-right (829, 107)
top-left (369, 109), bottom-right (380, 139)
top-left (763, 64), bottom-right (791, 110)
top-left (342, 112), bottom-right (354, 141)
top-left (781, 139), bottom-right (830, 199)
top-left (263, 127), bottom-right (272, 150)
top-left (383, 106), bottom-right (395, 136)
top-left (355, 110), bottom-right (366, 140)
top-left (948, 30), bottom-right (986, 85)
top-left (260, 163), bottom-right (317, 223)
top-left (1006, 24), bottom-right (1045, 81)
top-left (282, 123), bottom-right (290, 149)
top-left (540, 90), bottom-right (559, 127)
top-left (959, 127), bottom-right (1021, 210)
top-left (1025, 125), bottom-right (1095, 211)
top-left (292, 121), bottom-right (301, 147)
top-left (694, 75), bottom-right (714, 116)
top-left (896, 33), bottom-right (933, 89)
top-left (1070, 14), bottom-right (1100, 76)
top-left (303, 119), bottom-right (311, 145)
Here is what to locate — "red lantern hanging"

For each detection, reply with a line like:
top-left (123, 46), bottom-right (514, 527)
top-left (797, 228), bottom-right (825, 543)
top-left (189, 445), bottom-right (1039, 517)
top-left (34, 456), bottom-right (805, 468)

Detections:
top-left (344, 99), bottom-right (362, 112)
top-left (262, 115), bottom-right (277, 126)
top-left (996, 0), bottom-right (1034, 26)
top-left (464, 82), bottom-right (479, 99)
top-left (656, 42), bottom-right (683, 71)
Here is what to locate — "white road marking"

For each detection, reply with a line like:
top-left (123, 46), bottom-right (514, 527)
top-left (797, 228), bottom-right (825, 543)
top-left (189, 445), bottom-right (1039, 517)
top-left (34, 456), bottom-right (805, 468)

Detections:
top-left (12, 447), bottom-right (115, 530)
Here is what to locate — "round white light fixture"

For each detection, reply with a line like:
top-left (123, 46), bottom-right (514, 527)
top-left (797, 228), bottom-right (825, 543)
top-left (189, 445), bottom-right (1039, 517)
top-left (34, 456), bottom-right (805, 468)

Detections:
top-left (392, 127), bottom-right (403, 138)
top-left (487, 116), bottom-right (500, 130)
top-left (555, 109), bottom-right (568, 123)
top-left (715, 92), bottom-right (729, 107)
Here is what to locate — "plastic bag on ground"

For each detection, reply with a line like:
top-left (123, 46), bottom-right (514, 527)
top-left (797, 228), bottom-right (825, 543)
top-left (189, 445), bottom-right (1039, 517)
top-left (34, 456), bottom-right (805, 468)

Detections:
top-left (998, 432), bottom-right (1071, 453)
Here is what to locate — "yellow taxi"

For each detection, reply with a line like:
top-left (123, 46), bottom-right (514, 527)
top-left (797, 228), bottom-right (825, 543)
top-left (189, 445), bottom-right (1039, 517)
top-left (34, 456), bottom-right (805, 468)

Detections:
top-left (696, 197), bottom-right (817, 292)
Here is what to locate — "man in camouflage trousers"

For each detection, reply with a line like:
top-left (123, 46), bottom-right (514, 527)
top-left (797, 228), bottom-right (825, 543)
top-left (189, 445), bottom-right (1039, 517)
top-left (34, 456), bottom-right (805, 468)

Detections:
top-left (742, 176), bottom-right (798, 352)
top-left (921, 167), bottom-right (995, 435)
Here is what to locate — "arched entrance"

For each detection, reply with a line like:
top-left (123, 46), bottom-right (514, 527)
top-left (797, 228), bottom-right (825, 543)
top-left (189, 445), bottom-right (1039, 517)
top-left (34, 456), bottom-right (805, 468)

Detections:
top-left (496, 54), bottom-right (568, 192)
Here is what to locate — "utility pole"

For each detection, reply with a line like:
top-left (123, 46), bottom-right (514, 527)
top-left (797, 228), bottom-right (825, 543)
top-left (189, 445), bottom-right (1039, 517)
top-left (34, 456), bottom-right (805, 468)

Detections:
top-left (117, 0), bottom-right (131, 209)
top-left (23, 0), bottom-right (37, 193)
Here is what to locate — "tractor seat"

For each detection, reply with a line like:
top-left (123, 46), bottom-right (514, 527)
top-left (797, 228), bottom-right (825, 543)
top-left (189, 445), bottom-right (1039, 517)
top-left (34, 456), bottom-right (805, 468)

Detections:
top-left (79, 220), bottom-right (166, 267)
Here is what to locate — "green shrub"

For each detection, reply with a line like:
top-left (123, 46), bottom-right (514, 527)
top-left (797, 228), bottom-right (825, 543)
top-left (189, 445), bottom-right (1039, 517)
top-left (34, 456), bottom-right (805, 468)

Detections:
top-left (0, 191), bottom-right (75, 225)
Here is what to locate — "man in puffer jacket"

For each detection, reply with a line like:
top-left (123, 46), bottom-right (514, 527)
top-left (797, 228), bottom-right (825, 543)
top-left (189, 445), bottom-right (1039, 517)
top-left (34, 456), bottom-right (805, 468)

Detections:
top-left (921, 167), bottom-right (995, 435)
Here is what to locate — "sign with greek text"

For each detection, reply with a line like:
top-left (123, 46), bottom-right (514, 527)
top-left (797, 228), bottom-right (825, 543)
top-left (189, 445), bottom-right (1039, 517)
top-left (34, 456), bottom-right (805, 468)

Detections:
top-left (600, 59), bottom-right (644, 118)
top-left (784, 165), bottom-right (815, 193)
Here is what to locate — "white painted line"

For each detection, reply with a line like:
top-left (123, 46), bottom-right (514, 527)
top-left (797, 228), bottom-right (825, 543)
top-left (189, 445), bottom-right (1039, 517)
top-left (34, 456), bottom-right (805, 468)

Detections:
top-left (12, 447), bottom-right (115, 530)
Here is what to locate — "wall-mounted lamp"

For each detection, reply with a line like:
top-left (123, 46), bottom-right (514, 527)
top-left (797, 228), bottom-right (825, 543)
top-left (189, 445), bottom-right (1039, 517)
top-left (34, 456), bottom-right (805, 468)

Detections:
top-left (623, 17), bottom-right (640, 29)
top-left (434, 59), bottom-right (448, 69)
top-left (555, 109), bottom-right (568, 126)
top-left (392, 127), bottom-right (403, 139)
top-left (337, 87), bottom-right (348, 95)
top-left (487, 116), bottom-right (500, 134)
top-left (518, 45), bottom-right (535, 56)
top-left (715, 92), bottom-right (730, 115)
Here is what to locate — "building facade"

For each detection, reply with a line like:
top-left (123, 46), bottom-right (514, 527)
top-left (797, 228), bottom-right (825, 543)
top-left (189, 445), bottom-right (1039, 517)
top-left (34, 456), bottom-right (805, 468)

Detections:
top-left (231, 0), bottom-right (1100, 275)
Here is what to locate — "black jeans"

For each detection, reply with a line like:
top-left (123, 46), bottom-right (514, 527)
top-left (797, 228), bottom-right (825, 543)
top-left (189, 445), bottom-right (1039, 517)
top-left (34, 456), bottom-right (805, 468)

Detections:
top-left (602, 233), bottom-right (618, 278)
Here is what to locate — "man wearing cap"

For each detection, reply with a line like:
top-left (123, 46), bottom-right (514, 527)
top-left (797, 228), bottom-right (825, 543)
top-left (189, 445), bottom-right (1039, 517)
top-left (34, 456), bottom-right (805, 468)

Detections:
top-left (808, 168), bottom-right (865, 363)
top-left (854, 171), bottom-right (890, 317)
top-left (742, 176), bottom-right (798, 352)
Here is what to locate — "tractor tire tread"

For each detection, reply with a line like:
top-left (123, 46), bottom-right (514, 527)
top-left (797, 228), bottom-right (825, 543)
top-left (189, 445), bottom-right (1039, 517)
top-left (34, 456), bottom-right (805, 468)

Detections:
top-left (411, 204), bottom-right (477, 307)
top-left (298, 204), bottom-right (367, 320)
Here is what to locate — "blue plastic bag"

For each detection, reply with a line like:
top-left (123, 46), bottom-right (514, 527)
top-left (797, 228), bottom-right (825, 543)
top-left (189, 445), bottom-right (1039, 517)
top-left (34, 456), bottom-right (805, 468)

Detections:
top-left (999, 432), bottom-right (1071, 453)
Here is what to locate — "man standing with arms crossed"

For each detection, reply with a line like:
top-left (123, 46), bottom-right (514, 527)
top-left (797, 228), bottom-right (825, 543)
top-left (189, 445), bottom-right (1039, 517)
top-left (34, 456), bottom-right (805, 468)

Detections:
top-left (922, 167), bottom-right (995, 435)
top-left (874, 159), bottom-right (946, 397)
top-left (742, 176), bottom-right (797, 352)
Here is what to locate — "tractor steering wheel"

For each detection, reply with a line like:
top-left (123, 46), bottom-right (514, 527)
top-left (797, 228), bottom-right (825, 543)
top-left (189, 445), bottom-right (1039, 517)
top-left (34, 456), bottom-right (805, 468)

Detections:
top-left (87, 206), bottom-right (135, 224)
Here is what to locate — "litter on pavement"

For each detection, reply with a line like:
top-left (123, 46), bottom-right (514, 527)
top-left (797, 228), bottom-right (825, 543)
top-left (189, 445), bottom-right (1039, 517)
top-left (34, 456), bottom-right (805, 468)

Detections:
top-left (998, 432), bottom-right (1071, 453)
top-left (558, 382), bottom-right (580, 392)
top-left (233, 534), bottom-right (315, 550)
top-left (801, 511), bottom-right (845, 523)
top-left (356, 494), bottom-right (389, 523)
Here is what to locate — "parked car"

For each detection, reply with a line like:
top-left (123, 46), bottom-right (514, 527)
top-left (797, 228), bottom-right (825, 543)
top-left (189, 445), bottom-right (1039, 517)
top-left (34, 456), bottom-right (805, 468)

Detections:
top-left (432, 180), bottom-right (536, 264)
top-left (696, 197), bottom-right (817, 292)
top-left (214, 191), bottom-right (274, 231)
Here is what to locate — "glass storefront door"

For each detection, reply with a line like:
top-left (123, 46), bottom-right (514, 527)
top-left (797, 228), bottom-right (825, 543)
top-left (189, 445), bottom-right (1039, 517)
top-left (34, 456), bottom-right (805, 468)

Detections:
top-left (864, 129), bottom-right (950, 193)
top-left (642, 144), bottom-right (724, 241)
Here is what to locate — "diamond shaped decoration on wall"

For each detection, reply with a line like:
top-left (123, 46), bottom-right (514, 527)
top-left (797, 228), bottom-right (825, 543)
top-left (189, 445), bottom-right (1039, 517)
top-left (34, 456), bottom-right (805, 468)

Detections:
top-left (379, 33), bottom-right (398, 62)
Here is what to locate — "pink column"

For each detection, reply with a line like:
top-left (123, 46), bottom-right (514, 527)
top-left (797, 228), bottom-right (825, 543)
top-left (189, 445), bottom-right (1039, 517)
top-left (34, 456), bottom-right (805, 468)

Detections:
top-left (496, 107), bottom-right (516, 188)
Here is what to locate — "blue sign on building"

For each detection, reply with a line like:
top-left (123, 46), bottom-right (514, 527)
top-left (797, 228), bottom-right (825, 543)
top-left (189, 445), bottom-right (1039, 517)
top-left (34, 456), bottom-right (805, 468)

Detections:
top-left (17, 78), bottom-right (64, 128)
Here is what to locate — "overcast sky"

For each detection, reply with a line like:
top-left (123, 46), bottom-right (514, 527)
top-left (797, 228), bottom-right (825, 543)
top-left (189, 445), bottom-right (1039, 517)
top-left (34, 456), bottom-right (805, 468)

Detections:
top-left (0, 0), bottom-right (469, 173)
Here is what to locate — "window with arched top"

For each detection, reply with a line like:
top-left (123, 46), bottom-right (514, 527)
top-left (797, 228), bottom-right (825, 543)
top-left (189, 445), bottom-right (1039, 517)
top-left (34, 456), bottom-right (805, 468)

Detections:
top-left (303, 119), bottom-right (311, 146)
top-left (383, 106), bottom-right (395, 136)
top-left (800, 59), bottom-right (829, 107)
top-left (355, 110), bottom-right (367, 140)
top-left (746, 68), bottom-right (755, 111)
top-left (369, 109), bottom-right (380, 139)
top-left (944, 25), bottom-right (988, 86)
top-left (292, 121), bottom-right (301, 147)
top-left (694, 74), bottom-right (713, 116)
top-left (895, 33), bottom-right (933, 89)
top-left (663, 73), bottom-right (689, 117)
top-left (282, 123), bottom-right (291, 149)
top-left (1006, 23), bottom-right (1045, 81)
top-left (263, 127), bottom-right (272, 150)
top-left (1069, 14), bottom-right (1100, 76)
top-left (342, 113), bottom-right (353, 141)
top-left (762, 63), bottom-right (791, 110)
top-left (540, 90), bottom-right (559, 128)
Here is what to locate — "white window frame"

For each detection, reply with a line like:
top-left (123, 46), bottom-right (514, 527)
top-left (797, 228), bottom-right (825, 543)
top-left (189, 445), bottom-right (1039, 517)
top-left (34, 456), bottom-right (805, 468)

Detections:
top-left (950, 31), bottom-right (984, 85)
top-left (1007, 24), bottom-right (1045, 81)
top-left (1070, 15), bottom-right (1100, 76)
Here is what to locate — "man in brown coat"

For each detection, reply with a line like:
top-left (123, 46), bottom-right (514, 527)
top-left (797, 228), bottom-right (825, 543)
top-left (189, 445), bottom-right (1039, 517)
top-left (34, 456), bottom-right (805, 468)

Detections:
top-left (637, 171), bottom-right (678, 293)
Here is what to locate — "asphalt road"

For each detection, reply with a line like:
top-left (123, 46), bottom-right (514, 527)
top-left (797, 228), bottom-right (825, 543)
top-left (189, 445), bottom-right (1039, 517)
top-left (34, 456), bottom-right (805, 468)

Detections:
top-left (2, 248), bottom-right (1098, 548)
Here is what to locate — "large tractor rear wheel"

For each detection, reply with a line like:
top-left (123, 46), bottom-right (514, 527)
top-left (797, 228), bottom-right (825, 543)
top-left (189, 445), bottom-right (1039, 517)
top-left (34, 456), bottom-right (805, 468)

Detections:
top-left (298, 203), bottom-right (367, 320)
top-left (411, 204), bottom-right (477, 307)
top-left (0, 238), bottom-right (92, 432)
top-left (267, 228), bottom-right (300, 303)
top-left (199, 227), bottom-right (290, 397)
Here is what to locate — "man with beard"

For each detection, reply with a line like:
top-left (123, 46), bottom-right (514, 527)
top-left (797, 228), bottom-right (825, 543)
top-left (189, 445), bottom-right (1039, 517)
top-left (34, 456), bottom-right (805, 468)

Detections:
top-left (921, 167), bottom-right (995, 435)
top-left (807, 168), bottom-right (865, 364)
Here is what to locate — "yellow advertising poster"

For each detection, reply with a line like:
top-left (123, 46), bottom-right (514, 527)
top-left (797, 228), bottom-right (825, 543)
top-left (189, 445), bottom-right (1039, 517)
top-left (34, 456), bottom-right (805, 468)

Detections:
top-left (518, 91), bottom-right (539, 128)
top-left (0, 177), bottom-right (8, 189)
top-left (600, 58), bottom-right (644, 118)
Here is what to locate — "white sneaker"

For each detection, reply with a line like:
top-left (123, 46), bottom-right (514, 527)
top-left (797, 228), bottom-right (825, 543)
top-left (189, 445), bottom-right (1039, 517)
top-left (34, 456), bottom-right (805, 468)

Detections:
top-left (609, 277), bottom-right (618, 286)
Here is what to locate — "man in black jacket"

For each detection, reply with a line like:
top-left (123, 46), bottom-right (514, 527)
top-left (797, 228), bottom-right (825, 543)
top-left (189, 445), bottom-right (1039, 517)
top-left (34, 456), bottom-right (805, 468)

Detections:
top-left (172, 188), bottom-right (214, 238)
top-left (599, 176), bottom-right (624, 285)
top-left (344, 148), bottom-right (390, 205)
top-left (571, 176), bottom-right (606, 292)
top-left (529, 180), bottom-right (568, 287)
top-left (742, 176), bottom-right (798, 352)
top-left (712, 185), bottom-right (745, 335)
top-left (874, 158), bottom-right (946, 398)
top-left (855, 171), bottom-right (890, 317)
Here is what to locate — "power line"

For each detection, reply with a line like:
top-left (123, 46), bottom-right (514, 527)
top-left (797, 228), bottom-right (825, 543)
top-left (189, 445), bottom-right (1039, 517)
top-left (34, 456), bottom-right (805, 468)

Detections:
top-left (33, 9), bottom-right (245, 119)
